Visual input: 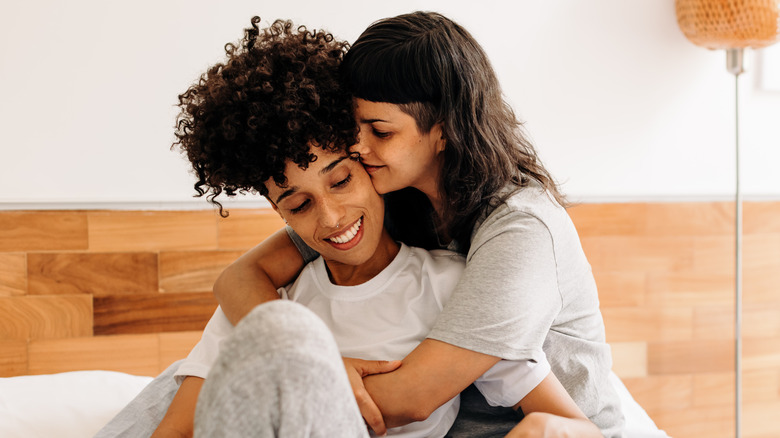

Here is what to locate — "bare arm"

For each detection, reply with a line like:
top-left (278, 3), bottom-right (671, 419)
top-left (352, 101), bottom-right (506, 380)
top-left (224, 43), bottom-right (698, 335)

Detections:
top-left (507, 372), bottom-right (601, 437)
top-left (214, 228), bottom-right (305, 324)
top-left (150, 376), bottom-right (204, 438)
top-left (363, 338), bottom-right (501, 427)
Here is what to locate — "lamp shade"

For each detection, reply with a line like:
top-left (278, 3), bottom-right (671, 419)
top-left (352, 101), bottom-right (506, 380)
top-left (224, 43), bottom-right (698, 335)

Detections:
top-left (676, 0), bottom-right (780, 49)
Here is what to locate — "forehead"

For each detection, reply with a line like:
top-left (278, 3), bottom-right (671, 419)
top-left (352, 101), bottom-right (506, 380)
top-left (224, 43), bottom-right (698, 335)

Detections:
top-left (265, 148), bottom-right (348, 193)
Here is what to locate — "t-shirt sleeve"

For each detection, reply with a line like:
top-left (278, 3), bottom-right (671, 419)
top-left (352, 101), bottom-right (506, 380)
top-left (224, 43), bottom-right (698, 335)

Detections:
top-left (427, 207), bottom-right (562, 362)
top-left (475, 354), bottom-right (552, 408)
top-left (286, 225), bottom-right (319, 264)
top-left (174, 306), bottom-right (233, 384)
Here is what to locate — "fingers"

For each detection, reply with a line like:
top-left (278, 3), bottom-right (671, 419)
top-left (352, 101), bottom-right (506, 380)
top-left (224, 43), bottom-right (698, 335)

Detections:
top-left (353, 386), bottom-right (387, 436)
top-left (357, 359), bottom-right (402, 377)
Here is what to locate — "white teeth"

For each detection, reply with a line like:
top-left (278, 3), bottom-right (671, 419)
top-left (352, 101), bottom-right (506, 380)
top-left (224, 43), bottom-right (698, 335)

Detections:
top-left (329, 217), bottom-right (362, 244)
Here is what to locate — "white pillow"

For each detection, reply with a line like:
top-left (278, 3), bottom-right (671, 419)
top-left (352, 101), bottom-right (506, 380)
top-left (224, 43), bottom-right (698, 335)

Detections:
top-left (0, 371), bottom-right (152, 438)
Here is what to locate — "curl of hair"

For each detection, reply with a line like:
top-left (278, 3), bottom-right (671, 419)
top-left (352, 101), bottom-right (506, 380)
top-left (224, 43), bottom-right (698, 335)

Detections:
top-left (342, 11), bottom-right (566, 248)
top-left (173, 16), bottom-right (355, 215)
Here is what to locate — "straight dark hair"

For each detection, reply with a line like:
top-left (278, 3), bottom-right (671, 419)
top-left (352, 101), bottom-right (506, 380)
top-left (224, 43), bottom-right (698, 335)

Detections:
top-left (342, 11), bottom-right (566, 247)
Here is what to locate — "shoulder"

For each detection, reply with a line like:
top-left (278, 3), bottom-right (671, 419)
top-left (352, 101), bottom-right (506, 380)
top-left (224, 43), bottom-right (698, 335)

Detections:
top-left (405, 245), bottom-right (465, 271)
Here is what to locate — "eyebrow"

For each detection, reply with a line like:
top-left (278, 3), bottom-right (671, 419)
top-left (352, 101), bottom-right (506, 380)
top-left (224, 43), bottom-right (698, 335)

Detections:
top-left (274, 156), bottom-right (349, 204)
top-left (359, 117), bottom-right (389, 124)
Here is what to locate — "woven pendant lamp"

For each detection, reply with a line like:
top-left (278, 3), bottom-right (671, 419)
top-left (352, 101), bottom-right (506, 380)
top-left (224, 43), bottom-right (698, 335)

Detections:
top-left (675, 2), bottom-right (779, 437)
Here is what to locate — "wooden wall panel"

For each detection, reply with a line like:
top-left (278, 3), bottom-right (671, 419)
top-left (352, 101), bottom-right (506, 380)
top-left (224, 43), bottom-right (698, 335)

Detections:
top-left (0, 211), bottom-right (88, 251)
top-left (27, 252), bottom-right (158, 296)
top-left (217, 209), bottom-right (285, 249)
top-left (0, 295), bottom-right (92, 340)
top-left (0, 340), bottom-right (28, 377)
top-left (28, 334), bottom-right (159, 376)
top-left (87, 211), bottom-right (218, 252)
top-left (159, 251), bottom-right (243, 293)
top-left (93, 292), bottom-right (217, 335)
top-left (0, 253), bottom-right (27, 296)
top-left (0, 203), bottom-right (778, 437)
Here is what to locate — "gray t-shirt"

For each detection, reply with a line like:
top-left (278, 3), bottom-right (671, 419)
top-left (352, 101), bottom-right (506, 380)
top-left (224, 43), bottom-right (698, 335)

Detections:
top-left (287, 180), bottom-right (624, 437)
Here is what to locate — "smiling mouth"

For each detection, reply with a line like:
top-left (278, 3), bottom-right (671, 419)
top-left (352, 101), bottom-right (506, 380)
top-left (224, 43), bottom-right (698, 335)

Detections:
top-left (326, 217), bottom-right (363, 244)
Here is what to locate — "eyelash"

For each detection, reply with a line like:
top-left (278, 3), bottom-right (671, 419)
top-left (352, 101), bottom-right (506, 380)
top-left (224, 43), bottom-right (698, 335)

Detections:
top-left (288, 173), bottom-right (352, 214)
top-left (372, 128), bottom-right (390, 139)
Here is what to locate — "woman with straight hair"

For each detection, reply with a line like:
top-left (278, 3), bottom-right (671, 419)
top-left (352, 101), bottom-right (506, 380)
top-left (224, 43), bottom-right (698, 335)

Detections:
top-left (215, 11), bottom-right (625, 437)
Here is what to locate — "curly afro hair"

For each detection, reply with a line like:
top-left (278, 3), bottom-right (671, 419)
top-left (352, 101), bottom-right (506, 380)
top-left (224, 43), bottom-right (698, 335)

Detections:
top-left (173, 16), bottom-right (356, 214)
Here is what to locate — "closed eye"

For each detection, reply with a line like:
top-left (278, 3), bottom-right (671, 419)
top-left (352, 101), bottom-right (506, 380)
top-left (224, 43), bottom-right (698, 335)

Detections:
top-left (372, 128), bottom-right (391, 139)
top-left (290, 199), bottom-right (310, 214)
top-left (333, 173), bottom-right (352, 188)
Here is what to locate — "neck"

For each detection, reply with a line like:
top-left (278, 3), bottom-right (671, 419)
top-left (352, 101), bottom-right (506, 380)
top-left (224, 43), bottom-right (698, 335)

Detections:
top-left (324, 229), bottom-right (400, 286)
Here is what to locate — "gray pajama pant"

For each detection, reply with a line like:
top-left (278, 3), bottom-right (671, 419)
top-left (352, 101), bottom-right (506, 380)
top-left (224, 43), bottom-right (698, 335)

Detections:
top-left (94, 301), bottom-right (369, 438)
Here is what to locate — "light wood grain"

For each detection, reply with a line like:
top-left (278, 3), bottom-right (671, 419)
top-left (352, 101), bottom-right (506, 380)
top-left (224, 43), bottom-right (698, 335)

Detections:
top-left (621, 374), bottom-right (693, 412)
top-left (28, 334), bottom-right (159, 376)
top-left (567, 203), bottom-right (648, 236)
top-left (27, 252), bottom-right (158, 296)
top-left (87, 211), bottom-right (218, 252)
top-left (159, 250), bottom-right (243, 293)
top-left (217, 209), bottom-right (285, 249)
top-left (0, 340), bottom-right (27, 377)
top-left (602, 307), bottom-right (692, 343)
top-left (648, 340), bottom-right (734, 374)
top-left (93, 292), bottom-right (217, 335)
top-left (592, 271), bottom-right (646, 308)
top-left (0, 295), bottom-right (92, 340)
top-left (646, 403), bottom-right (733, 438)
top-left (610, 341), bottom-right (647, 378)
top-left (0, 211), bottom-right (88, 251)
top-left (0, 253), bottom-right (26, 296)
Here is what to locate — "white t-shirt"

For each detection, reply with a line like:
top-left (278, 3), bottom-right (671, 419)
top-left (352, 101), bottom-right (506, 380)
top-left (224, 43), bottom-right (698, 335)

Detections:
top-left (177, 243), bottom-right (550, 437)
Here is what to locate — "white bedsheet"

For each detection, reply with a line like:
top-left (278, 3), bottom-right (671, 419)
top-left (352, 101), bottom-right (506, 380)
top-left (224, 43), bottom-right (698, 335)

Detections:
top-left (0, 370), bottom-right (669, 438)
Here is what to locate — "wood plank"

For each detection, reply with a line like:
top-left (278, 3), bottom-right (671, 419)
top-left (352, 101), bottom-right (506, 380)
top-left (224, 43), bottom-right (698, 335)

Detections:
top-left (744, 201), bottom-right (780, 234)
top-left (27, 252), bottom-right (158, 296)
top-left (647, 403), bottom-right (733, 438)
top-left (28, 334), bottom-right (159, 376)
top-left (93, 292), bottom-right (217, 335)
top-left (217, 209), bottom-right (285, 249)
top-left (0, 211), bottom-right (88, 251)
top-left (610, 341), bottom-right (647, 378)
top-left (648, 340), bottom-right (734, 374)
top-left (87, 211), bottom-right (218, 252)
top-left (693, 305), bottom-right (735, 340)
top-left (643, 202), bottom-right (733, 237)
top-left (592, 271), bottom-right (646, 308)
top-left (691, 372), bottom-right (733, 408)
top-left (159, 251), bottom-right (243, 293)
top-left (567, 203), bottom-right (648, 236)
top-left (0, 295), bottom-right (92, 341)
top-left (743, 369), bottom-right (780, 404)
top-left (743, 338), bottom-right (780, 371)
top-left (0, 340), bottom-right (28, 377)
top-left (743, 401), bottom-right (780, 438)
top-left (621, 374), bottom-right (692, 412)
top-left (603, 307), bottom-right (692, 343)
top-left (0, 253), bottom-right (26, 296)
top-left (645, 270), bottom-right (733, 307)
top-left (159, 331), bottom-right (202, 373)
top-left (580, 236), bottom-right (694, 273)
top-left (742, 303), bottom-right (780, 339)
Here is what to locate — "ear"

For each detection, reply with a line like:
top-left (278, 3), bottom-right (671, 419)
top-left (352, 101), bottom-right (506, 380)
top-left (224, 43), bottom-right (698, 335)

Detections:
top-left (432, 121), bottom-right (446, 153)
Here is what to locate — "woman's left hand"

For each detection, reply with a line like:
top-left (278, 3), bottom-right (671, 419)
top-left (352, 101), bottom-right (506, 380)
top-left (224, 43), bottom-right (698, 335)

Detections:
top-left (342, 357), bottom-right (402, 436)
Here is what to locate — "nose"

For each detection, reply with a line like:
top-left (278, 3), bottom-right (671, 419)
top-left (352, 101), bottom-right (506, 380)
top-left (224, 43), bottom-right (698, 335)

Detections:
top-left (351, 128), bottom-right (372, 157)
top-left (318, 194), bottom-right (346, 229)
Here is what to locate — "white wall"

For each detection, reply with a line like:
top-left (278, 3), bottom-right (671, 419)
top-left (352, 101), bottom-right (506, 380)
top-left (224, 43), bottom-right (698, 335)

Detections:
top-left (1, 0), bottom-right (778, 209)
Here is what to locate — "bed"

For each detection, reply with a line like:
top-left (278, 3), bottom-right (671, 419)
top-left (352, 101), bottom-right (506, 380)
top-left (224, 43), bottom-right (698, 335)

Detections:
top-left (0, 368), bottom-right (668, 438)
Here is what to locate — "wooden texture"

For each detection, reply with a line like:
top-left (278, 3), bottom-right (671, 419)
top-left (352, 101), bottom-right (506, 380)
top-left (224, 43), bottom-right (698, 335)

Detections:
top-left (28, 252), bottom-right (158, 296)
top-left (159, 250), bottom-right (243, 293)
top-left (0, 203), bottom-right (778, 437)
top-left (93, 292), bottom-right (217, 335)
top-left (0, 211), bottom-right (88, 251)
top-left (0, 253), bottom-right (27, 296)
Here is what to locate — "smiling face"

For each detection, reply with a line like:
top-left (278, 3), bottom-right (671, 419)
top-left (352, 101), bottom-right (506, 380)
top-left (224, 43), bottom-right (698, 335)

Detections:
top-left (265, 147), bottom-right (392, 270)
top-left (351, 98), bottom-right (445, 200)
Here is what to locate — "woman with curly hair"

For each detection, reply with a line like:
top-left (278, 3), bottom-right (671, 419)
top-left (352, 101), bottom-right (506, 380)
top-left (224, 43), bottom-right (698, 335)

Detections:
top-left (214, 10), bottom-right (625, 438)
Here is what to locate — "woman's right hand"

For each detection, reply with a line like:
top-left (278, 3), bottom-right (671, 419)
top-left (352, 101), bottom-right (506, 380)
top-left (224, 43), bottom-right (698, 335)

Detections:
top-left (214, 229), bottom-right (306, 325)
top-left (342, 357), bottom-right (402, 436)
